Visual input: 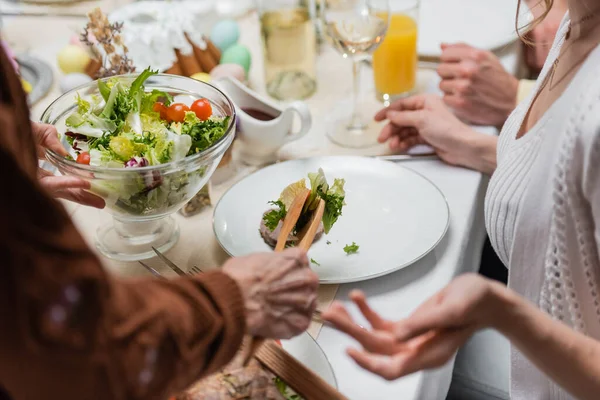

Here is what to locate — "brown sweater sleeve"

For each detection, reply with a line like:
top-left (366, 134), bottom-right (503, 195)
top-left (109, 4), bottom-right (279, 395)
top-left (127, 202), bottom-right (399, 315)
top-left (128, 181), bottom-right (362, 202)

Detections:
top-left (0, 122), bottom-right (246, 399)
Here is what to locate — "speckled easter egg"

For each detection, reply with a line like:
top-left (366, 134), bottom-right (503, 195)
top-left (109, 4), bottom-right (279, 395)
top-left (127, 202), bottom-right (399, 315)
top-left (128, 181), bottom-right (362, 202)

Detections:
top-left (190, 72), bottom-right (212, 83)
top-left (220, 44), bottom-right (251, 76)
top-left (209, 63), bottom-right (246, 81)
top-left (59, 73), bottom-right (93, 93)
top-left (210, 19), bottom-right (240, 52)
top-left (57, 45), bottom-right (91, 74)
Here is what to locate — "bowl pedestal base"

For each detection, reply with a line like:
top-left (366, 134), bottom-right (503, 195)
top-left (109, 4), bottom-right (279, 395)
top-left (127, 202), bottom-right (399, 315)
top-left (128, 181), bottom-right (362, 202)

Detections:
top-left (95, 216), bottom-right (180, 261)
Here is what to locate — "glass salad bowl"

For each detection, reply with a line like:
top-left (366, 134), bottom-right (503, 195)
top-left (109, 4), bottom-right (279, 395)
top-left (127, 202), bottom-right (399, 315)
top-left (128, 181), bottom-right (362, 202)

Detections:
top-left (42, 74), bottom-right (236, 261)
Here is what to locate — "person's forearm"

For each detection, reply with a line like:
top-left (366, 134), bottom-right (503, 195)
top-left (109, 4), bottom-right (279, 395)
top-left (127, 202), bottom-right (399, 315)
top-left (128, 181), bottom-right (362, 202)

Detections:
top-left (490, 283), bottom-right (600, 400)
top-left (459, 131), bottom-right (497, 175)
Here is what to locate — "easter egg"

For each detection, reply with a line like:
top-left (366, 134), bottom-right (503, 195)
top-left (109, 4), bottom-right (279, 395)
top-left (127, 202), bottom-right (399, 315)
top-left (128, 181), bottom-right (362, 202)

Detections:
top-left (210, 19), bottom-right (240, 52)
top-left (220, 44), bottom-right (251, 76)
top-left (209, 63), bottom-right (246, 82)
top-left (57, 45), bottom-right (91, 74)
top-left (190, 72), bottom-right (212, 83)
top-left (59, 73), bottom-right (93, 93)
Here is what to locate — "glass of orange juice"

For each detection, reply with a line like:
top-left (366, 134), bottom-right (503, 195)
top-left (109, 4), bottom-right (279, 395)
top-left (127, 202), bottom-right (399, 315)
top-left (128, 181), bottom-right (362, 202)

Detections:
top-left (372, 0), bottom-right (419, 104)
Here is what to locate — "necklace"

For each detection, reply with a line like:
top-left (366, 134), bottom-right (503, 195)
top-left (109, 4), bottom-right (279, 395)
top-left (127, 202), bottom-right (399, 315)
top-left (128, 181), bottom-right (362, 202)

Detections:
top-left (540, 10), bottom-right (600, 92)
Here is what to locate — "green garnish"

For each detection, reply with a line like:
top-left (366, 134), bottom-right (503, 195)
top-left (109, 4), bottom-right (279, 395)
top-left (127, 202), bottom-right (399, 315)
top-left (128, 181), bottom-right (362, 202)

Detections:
top-left (274, 377), bottom-right (302, 400)
top-left (326, 240), bottom-right (331, 245)
top-left (344, 242), bottom-right (359, 255)
top-left (310, 258), bottom-right (320, 266)
top-left (263, 200), bottom-right (287, 231)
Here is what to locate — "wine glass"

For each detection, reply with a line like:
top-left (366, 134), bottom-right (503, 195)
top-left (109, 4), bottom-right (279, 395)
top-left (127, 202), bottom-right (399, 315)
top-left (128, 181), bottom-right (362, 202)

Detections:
top-left (321, 0), bottom-right (390, 148)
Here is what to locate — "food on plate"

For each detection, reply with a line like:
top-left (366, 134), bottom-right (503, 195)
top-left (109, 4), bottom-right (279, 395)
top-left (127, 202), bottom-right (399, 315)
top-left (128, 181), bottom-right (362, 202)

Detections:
top-left (260, 169), bottom-right (346, 248)
top-left (343, 242), bottom-right (359, 255)
top-left (59, 67), bottom-right (230, 215)
top-left (310, 258), bottom-right (320, 266)
top-left (176, 341), bottom-right (303, 400)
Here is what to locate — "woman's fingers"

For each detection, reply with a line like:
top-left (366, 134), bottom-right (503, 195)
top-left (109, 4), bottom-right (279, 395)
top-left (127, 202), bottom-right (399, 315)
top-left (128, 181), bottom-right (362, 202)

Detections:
top-left (400, 328), bottom-right (473, 373)
top-left (386, 110), bottom-right (423, 129)
top-left (378, 123), bottom-right (398, 143)
top-left (57, 188), bottom-right (106, 209)
top-left (347, 328), bottom-right (473, 380)
top-left (439, 79), bottom-right (471, 96)
top-left (39, 175), bottom-right (105, 209)
top-left (389, 135), bottom-right (424, 153)
top-left (40, 175), bottom-right (91, 192)
top-left (350, 290), bottom-right (391, 330)
top-left (347, 348), bottom-right (413, 381)
top-left (436, 62), bottom-right (463, 79)
top-left (34, 123), bottom-right (68, 158)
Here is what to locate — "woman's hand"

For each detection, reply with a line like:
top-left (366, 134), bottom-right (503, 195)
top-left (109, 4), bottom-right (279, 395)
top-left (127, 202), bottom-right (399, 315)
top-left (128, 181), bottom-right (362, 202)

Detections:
top-left (375, 94), bottom-right (497, 173)
top-left (32, 122), bottom-right (105, 209)
top-left (222, 248), bottom-right (319, 339)
top-left (322, 274), bottom-right (503, 380)
top-left (437, 43), bottom-right (518, 126)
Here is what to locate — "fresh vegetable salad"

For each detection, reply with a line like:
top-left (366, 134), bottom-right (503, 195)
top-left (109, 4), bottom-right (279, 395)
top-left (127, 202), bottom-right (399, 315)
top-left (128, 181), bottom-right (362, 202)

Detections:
top-left (59, 68), bottom-right (231, 216)
top-left (63, 68), bottom-right (229, 168)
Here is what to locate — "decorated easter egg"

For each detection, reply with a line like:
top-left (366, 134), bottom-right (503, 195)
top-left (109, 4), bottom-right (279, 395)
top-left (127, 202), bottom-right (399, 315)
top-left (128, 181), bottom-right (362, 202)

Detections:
top-left (210, 19), bottom-right (240, 52)
top-left (57, 45), bottom-right (91, 74)
top-left (209, 63), bottom-right (246, 81)
top-left (190, 72), bottom-right (212, 83)
top-left (59, 73), bottom-right (93, 93)
top-left (220, 44), bottom-right (251, 76)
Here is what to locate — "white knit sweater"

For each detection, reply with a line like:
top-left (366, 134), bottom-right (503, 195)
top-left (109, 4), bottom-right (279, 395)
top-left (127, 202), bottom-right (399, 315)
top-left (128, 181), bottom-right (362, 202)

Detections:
top-left (485, 13), bottom-right (600, 400)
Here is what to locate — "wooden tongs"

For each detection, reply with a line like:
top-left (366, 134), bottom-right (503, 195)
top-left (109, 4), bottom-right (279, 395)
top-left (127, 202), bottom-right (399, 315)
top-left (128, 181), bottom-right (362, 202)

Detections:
top-left (242, 189), bottom-right (325, 366)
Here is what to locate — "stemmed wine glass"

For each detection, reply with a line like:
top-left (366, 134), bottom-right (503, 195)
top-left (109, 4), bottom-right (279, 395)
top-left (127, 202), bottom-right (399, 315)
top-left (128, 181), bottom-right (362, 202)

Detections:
top-left (321, 0), bottom-right (390, 148)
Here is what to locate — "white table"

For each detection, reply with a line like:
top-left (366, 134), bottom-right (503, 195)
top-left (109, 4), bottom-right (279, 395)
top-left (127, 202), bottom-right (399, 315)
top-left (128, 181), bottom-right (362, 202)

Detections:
top-left (2, 6), bottom-right (521, 399)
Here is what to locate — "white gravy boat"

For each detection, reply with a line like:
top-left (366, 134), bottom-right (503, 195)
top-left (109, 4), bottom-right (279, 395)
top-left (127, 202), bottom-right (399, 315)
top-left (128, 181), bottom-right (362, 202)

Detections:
top-left (213, 77), bottom-right (312, 165)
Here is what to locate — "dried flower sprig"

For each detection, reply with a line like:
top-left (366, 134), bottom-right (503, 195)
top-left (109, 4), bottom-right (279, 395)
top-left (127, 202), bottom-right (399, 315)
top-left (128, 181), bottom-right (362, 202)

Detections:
top-left (80, 8), bottom-right (135, 78)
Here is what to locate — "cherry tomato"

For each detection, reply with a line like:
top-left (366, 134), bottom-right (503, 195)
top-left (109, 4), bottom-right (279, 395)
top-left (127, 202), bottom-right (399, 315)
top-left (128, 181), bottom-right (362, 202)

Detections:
top-left (153, 102), bottom-right (170, 121)
top-left (76, 151), bottom-right (91, 165)
top-left (190, 98), bottom-right (212, 121)
top-left (166, 103), bottom-right (189, 123)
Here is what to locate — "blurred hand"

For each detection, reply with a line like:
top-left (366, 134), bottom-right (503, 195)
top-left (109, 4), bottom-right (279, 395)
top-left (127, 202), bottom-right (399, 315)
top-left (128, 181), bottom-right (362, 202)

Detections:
top-left (322, 274), bottom-right (502, 380)
top-left (222, 248), bottom-right (319, 339)
top-left (375, 94), bottom-right (477, 167)
top-left (32, 122), bottom-right (105, 209)
top-left (437, 43), bottom-right (519, 126)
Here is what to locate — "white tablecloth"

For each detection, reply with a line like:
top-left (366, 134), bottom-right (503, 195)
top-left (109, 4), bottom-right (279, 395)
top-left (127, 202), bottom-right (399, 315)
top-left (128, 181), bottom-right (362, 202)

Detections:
top-left (2, 5), bottom-right (522, 399)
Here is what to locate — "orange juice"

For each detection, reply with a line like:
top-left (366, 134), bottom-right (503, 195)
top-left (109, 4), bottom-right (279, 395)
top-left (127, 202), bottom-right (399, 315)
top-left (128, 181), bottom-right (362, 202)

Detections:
top-left (372, 13), bottom-right (418, 101)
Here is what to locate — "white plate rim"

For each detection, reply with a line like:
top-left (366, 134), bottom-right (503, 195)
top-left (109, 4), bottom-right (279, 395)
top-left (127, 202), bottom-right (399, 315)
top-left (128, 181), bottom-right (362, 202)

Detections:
top-left (281, 332), bottom-right (338, 389)
top-left (212, 156), bottom-right (450, 284)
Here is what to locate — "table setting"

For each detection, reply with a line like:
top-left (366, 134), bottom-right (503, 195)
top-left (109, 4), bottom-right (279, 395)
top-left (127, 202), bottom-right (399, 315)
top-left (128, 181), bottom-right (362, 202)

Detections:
top-left (1, 0), bottom-right (525, 398)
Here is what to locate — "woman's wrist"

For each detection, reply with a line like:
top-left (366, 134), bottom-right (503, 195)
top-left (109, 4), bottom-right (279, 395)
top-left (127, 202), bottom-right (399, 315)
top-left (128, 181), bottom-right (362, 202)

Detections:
top-left (456, 129), bottom-right (498, 174)
top-left (481, 279), bottom-right (530, 335)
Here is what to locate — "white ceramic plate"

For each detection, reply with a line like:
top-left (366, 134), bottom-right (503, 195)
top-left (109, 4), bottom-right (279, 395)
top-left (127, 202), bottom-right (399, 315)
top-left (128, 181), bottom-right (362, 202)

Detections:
top-left (281, 332), bottom-right (337, 388)
top-left (17, 54), bottom-right (53, 105)
top-left (213, 156), bottom-right (449, 284)
top-left (418, 0), bottom-right (527, 57)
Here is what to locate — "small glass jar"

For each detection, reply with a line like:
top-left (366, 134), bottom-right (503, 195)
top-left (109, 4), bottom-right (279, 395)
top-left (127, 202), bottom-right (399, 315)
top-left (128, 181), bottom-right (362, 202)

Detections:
top-left (257, 0), bottom-right (318, 101)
